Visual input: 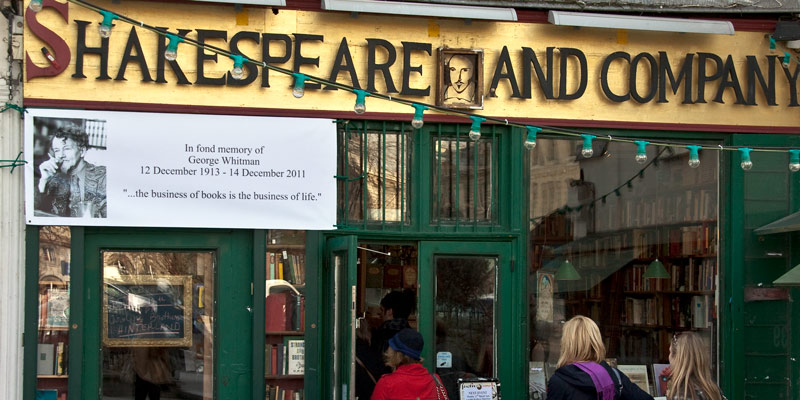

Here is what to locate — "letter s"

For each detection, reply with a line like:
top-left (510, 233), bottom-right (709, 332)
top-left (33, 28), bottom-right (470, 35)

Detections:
top-left (26, 0), bottom-right (70, 81)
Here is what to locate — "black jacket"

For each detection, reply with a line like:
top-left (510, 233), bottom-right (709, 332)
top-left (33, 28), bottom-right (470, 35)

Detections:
top-left (547, 361), bottom-right (654, 400)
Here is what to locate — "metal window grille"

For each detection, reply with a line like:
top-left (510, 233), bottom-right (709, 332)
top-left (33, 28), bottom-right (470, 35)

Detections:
top-left (336, 121), bottom-right (411, 228)
top-left (432, 124), bottom-right (497, 225)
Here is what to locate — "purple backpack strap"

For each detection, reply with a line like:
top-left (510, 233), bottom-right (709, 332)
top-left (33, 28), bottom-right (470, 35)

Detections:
top-left (574, 362), bottom-right (616, 400)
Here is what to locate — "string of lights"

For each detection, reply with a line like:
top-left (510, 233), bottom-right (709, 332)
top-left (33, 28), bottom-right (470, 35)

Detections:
top-left (29, 0), bottom-right (800, 172)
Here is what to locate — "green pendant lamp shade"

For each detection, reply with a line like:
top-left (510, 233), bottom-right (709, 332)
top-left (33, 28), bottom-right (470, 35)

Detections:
top-left (643, 258), bottom-right (670, 279)
top-left (555, 259), bottom-right (581, 280)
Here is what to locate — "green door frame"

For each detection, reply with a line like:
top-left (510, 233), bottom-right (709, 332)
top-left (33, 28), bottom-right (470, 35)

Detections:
top-left (418, 241), bottom-right (514, 392)
top-left (72, 228), bottom-right (254, 400)
top-left (325, 235), bottom-right (358, 400)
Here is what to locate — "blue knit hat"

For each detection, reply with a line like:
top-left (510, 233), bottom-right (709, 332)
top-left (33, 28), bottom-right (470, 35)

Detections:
top-left (388, 328), bottom-right (424, 360)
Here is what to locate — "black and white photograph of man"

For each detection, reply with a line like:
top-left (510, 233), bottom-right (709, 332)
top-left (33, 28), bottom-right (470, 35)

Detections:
top-left (33, 117), bottom-right (108, 218)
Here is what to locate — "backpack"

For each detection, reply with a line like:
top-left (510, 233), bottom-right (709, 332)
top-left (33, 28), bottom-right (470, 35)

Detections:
top-left (574, 362), bottom-right (624, 400)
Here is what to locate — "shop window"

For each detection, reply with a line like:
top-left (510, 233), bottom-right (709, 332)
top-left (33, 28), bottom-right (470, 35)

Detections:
top-left (528, 139), bottom-right (719, 399)
top-left (337, 122), bottom-right (412, 227)
top-left (432, 134), bottom-right (496, 223)
top-left (99, 250), bottom-right (215, 399)
top-left (36, 226), bottom-right (70, 399)
top-left (265, 230), bottom-right (307, 398)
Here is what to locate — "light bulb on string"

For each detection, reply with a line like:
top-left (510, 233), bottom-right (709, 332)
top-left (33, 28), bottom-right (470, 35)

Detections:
top-left (468, 116), bottom-right (485, 141)
top-left (769, 36), bottom-right (776, 52)
top-left (98, 10), bottom-right (119, 39)
top-left (634, 140), bottom-right (649, 164)
top-left (525, 126), bottom-right (541, 150)
top-left (580, 134), bottom-right (595, 158)
top-left (783, 52), bottom-right (791, 69)
top-left (738, 148), bottom-right (753, 171)
top-left (228, 54), bottom-right (246, 80)
top-left (29, 0), bottom-right (42, 12)
top-left (292, 73), bottom-right (308, 98)
top-left (411, 104), bottom-right (428, 129)
top-left (353, 89), bottom-right (369, 114)
top-left (164, 33), bottom-right (184, 61)
top-left (687, 145), bottom-right (702, 169)
top-left (789, 150), bottom-right (800, 172)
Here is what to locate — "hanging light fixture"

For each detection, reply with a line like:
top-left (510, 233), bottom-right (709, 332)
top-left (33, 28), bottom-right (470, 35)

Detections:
top-left (580, 134), bottom-right (595, 158)
top-left (353, 89), bottom-right (369, 114)
top-left (643, 259), bottom-right (670, 279)
top-left (292, 73), bottom-right (308, 98)
top-left (98, 10), bottom-right (119, 39)
top-left (555, 260), bottom-right (581, 281)
top-left (164, 34), bottom-right (184, 61)
top-left (468, 116), bottom-right (485, 141)
top-left (634, 140), bottom-right (649, 164)
top-left (686, 145), bottom-right (702, 168)
top-left (411, 104), bottom-right (428, 129)
top-left (788, 149), bottom-right (800, 172)
top-left (738, 147), bottom-right (753, 171)
top-left (525, 126), bottom-right (541, 150)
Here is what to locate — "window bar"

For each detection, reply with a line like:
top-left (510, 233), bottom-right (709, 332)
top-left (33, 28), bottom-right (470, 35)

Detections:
top-left (455, 124), bottom-right (461, 228)
top-left (473, 132), bottom-right (479, 227)
top-left (381, 121), bottom-right (387, 228)
top-left (400, 122), bottom-right (407, 229)
top-left (436, 124), bottom-right (443, 226)
top-left (341, 123), bottom-right (350, 227)
top-left (360, 121), bottom-right (368, 230)
top-left (491, 125), bottom-right (498, 226)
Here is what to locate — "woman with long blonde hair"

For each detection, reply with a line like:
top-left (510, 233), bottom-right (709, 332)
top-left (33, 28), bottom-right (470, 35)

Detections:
top-left (667, 332), bottom-right (725, 400)
top-left (547, 316), bottom-right (652, 400)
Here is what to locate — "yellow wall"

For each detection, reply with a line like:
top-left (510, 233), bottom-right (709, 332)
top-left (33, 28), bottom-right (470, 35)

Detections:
top-left (23, 0), bottom-right (800, 128)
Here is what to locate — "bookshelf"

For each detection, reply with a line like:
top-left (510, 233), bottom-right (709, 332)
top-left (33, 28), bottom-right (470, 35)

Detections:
top-left (265, 230), bottom-right (306, 400)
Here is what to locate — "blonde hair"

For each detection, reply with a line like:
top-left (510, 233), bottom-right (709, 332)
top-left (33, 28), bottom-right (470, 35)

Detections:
top-left (667, 332), bottom-right (723, 400)
top-left (557, 315), bottom-right (606, 368)
top-left (383, 347), bottom-right (420, 371)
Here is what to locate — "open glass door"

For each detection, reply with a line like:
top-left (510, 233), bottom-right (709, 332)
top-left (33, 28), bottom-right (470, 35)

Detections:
top-left (74, 229), bottom-right (254, 400)
top-left (326, 236), bottom-right (358, 400)
top-left (418, 241), bottom-right (512, 399)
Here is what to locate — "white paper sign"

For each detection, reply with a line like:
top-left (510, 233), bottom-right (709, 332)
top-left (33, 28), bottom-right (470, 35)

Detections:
top-left (460, 381), bottom-right (499, 400)
top-left (437, 352), bottom-right (452, 368)
top-left (25, 109), bottom-right (336, 229)
top-left (286, 339), bottom-right (304, 375)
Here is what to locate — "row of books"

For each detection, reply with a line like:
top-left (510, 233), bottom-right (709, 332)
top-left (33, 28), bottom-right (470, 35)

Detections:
top-left (631, 224), bottom-right (716, 260)
top-left (38, 288), bottom-right (70, 329)
top-left (268, 252), bottom-right (305, 285)
top-left (265, 386), bottom-right (303, 400)
top-left (597, 189), bottom-right (715, 232)
top-left (622, 295), bottom-right (714, 329)
top-left (265, 338), bottom-right (305, 376)
top-left (623, 258), bottom-right (717, 293)
top-left (266, 293), bottom-right (305, 332)
top-left (37, 342), bottom-right (67, 376)
top-left (35, 390), bottom-right (66, 400)
top-left (365, 264), bottom-right (417, 289)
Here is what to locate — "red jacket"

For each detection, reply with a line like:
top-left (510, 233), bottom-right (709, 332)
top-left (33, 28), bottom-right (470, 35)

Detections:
top-left (370, 363), bottom-right (439, 400)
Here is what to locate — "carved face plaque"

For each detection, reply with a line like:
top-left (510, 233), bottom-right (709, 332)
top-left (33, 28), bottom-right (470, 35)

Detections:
top-left (438, 48), bottom-right (484, 109)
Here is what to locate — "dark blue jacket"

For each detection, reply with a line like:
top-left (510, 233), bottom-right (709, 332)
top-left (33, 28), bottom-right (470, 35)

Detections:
top-left (547, 361), bottom-right (654, 400)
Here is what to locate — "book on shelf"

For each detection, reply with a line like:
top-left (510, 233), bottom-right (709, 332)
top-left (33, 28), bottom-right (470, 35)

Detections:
top-left (383, 265), bottom-right (402, 289)
top-left (45, 288), bottom-right (69, 328)
top-left (35, 390), bottom-right (58, 400)
top-left (617, 365), bottom-right (651, 395)
top-left (266, 293), bottom-right (293, 332)
top-left (37, 343), bottom-right (55, 375)
top-left (284, 337), bottom-right (304, 375)
top-left (365, 265), bottom-right (383, 288)
top-left (402, 265), bottom-right (417, 289)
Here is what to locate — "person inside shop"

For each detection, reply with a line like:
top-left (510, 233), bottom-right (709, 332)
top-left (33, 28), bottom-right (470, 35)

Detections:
top-left (356, 320), bottom-right (384, 400)
top-left (371, 289), bottom-right (416, 360)
top-left (36, 125), bottom-right (107, 218)
top-left (133, 347), bottom-right (173, 400)
top-left (663, 332), bottom-right (726, 400)
top-left (371, 328), bottom-right (448, 400)
top-left (546, 315), bottom-right (653, 400)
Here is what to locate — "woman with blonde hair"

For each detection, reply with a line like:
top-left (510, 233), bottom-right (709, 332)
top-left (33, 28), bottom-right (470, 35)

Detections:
top-left (547, 316), bottom-right (652, 400)
top-left (666, 332), bottom-right (725, 400)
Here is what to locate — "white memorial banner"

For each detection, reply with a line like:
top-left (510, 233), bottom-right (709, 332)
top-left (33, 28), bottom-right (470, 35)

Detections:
top-left (25, 108), bottom-right (337, 229)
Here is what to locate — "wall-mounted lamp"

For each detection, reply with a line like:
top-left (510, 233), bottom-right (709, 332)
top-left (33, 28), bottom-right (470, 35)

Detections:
top-left (548, 11), bottom-right (735, 35)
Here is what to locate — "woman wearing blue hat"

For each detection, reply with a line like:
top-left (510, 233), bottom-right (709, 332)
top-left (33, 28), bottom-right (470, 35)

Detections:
top-left (371, 328), bottom-right (449, 400)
